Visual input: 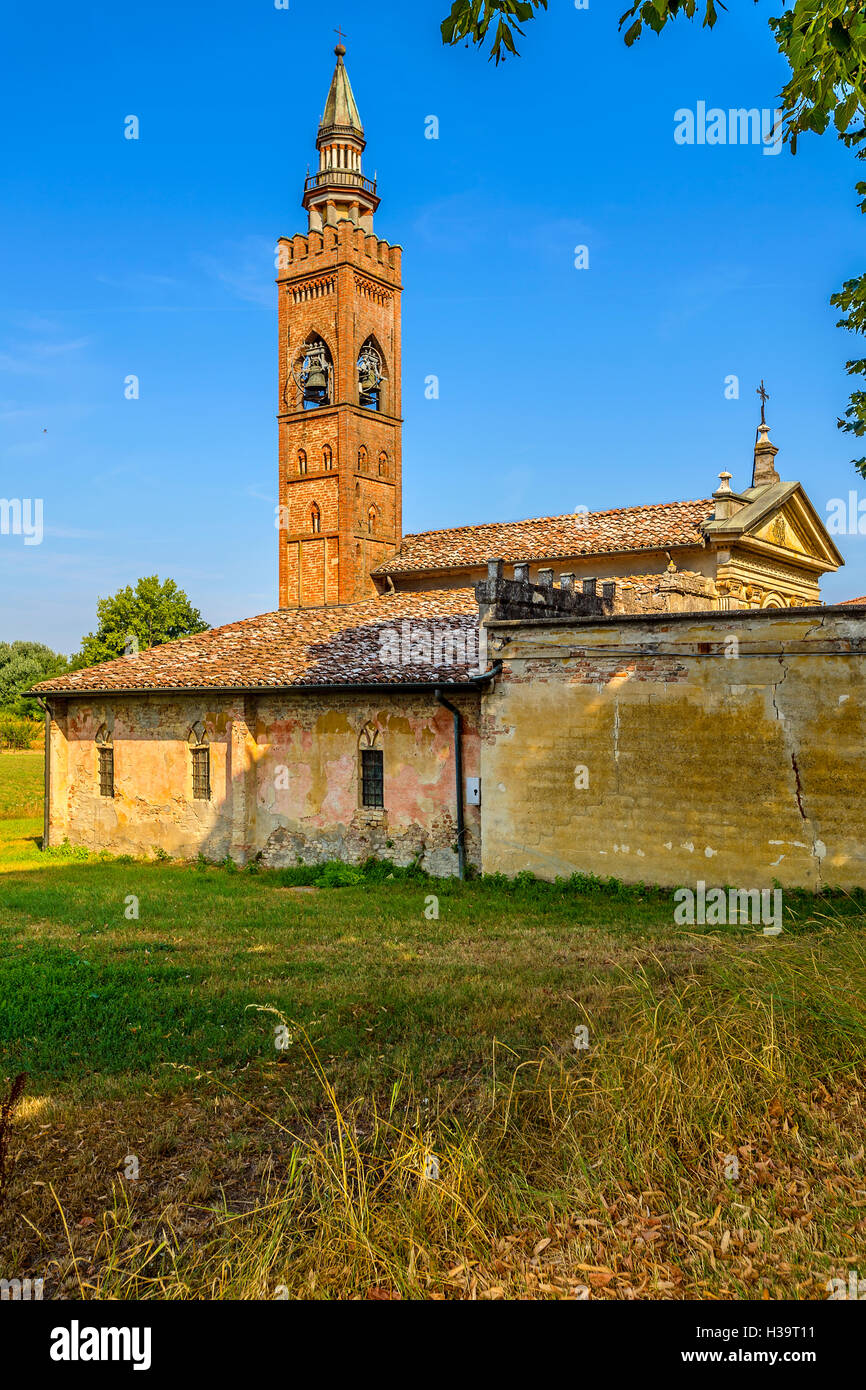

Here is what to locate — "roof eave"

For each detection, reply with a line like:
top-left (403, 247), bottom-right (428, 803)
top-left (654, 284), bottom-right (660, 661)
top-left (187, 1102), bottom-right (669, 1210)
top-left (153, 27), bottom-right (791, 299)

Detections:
top-left (31, 670), bottom-right (501, 701)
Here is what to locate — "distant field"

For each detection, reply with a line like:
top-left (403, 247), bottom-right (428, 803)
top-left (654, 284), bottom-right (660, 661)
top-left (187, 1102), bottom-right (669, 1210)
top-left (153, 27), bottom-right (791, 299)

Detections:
top-left (0, 750), bottom-right (42, 819)
top-left (0, 749), bottom-right (864, 1301)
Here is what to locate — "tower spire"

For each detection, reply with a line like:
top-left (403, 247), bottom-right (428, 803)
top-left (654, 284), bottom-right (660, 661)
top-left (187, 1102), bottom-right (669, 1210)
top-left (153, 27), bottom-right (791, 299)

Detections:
top-left (303, 45), bottom-right (380, 234)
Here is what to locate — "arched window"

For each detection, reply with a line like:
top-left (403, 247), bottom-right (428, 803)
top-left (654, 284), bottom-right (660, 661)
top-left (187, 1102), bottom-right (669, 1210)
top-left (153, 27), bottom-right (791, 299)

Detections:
top-left (298, 449), bottom-right (307, 475)
top-left (188, 723), bottom-right (211, 802)
top-left (323, 444), bottom-right (333, 470)
top-left (290, 333), bottom-right (333, 410)
top-left (358, 338), bottom-right (384, 411)
top-left (367, 504), bottom-right (379, 535)
top-left (358, 446), bottom-right (368, 471)
top-left (311, 503), bottom-right (321, 534)
top-left (95, 724), bottom-right (113, 798)
top-left (378, 451), bottom-right (388, 477)
top-left (359, 723), bottom-right (384, 808)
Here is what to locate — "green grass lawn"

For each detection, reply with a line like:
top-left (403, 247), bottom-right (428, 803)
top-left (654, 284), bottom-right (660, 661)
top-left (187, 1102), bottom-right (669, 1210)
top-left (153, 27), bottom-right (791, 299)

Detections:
top-left (0, 750), bottom-right (42, 819)
top-left (1, 752), bottom-right (865, 1300)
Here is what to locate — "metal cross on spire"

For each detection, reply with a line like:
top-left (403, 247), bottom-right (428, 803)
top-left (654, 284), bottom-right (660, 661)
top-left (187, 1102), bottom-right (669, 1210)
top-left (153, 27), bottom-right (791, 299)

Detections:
top-left (334, 26), bottom-right (348, 49)
top-left (757, 379), bottom-right (770, 426)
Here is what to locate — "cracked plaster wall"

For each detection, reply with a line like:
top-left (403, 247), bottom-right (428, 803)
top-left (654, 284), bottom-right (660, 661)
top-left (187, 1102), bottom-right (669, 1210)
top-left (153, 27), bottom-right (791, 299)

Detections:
top-left (479, 610), bottom-right (866, 889)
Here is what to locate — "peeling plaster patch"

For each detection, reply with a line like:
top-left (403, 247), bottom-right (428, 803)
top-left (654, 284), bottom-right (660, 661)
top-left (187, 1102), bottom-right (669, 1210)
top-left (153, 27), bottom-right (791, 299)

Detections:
top-left (839, 694), bottom-right (850, 705)
top-left (498, 783), bottom-right (506, 792)
top-left (664, 841), bottom-right (672, 851)
top-left (613, 701), bottom-right (620, 764)
top-left (770, 855), bottom-right (785, 866)
top-left (636, 849), bottom-right (645, 858)
top-left (704, 847), bottom-right (716, 858)
top-left (681, 841), bottom-right (694, 853)
top-left (814, 840), bottom-right (827, 860)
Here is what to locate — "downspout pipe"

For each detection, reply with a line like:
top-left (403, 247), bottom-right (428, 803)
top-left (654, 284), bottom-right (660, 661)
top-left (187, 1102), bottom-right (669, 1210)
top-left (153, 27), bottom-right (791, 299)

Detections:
top-left (35, 697), bottom-right (50, 851)
top-left (434, 689), bottom-right (466, 881)
top-left (434, 662), bottom-right (502, 883)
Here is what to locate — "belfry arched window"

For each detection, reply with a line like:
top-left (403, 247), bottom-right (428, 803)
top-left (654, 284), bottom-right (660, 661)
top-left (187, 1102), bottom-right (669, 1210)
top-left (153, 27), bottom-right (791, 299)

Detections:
top-left (291, 333), bottom-right (333, 410)
top-left (367, 504), bottom-right (379, 535)
top-left (311, 503), bottom-right (321, 534)
top-left (323, 444), bottom-right (333, 470)
top-left (357, 338), bottom-right (384, 411)
top-left (378, 451), bottom-right (388, 477)
top-left (358, 446), bottom-right (368, 471)
top-left (298, 449), bottom-right (308, 475)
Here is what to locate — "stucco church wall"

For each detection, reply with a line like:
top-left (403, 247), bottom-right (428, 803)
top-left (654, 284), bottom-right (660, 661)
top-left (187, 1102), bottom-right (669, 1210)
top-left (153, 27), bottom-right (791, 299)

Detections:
top-left (480, 607), bottom-right (866, 890)
top-left (48, 691), bottom-right (481, 876)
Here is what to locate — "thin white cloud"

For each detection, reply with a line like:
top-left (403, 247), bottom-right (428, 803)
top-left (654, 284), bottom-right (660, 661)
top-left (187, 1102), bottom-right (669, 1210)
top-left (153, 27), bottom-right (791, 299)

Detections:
top-left (197, 235), bottom-right (275, 307)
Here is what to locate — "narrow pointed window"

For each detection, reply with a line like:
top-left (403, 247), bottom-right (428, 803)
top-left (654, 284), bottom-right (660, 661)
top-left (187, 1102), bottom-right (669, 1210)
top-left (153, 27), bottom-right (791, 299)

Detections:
top-left (188, 722), bottom-right (211, 802)
top-left (311, 503), bottom-right (321, 534)
top-left (323, 444), bottom-right (333, 470)
top-left (358, 446), bottom-right (368, 472)
top-left (298, 449), bottom-right (307, 475)
top-left (378, 451), bottom-right (387, 477)
top-left (367, 504), bottom-right (379, 535)
top-left (359, 723), bottom-right (384, 809)
top-left (96, 725), bottom-right (114, 798)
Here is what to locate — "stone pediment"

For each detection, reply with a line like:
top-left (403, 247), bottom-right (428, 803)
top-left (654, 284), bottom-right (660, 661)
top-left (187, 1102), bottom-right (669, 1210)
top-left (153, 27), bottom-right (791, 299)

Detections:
top-left (704, 481), bottom-right (844, 575)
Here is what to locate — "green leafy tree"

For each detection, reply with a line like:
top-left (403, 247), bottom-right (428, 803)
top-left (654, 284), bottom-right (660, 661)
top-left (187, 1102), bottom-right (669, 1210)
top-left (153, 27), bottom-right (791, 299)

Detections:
top-left (442, 0), bottom-right (866, 474)
top-left (441, 0), bottom-right (548, 62)
top-left (0, 641), bottom-right (70, 717)
top-left (77, 576), bottom-right (209, 668)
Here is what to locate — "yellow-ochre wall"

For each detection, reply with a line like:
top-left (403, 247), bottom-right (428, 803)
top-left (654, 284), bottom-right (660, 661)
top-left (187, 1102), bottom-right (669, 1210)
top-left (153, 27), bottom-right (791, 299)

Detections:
top-left (45, 608), bottom-right (866, 889)
top-left (46, 691), bottom-right (480, 876)
top-left (480, 608), bottom-right (866, 890)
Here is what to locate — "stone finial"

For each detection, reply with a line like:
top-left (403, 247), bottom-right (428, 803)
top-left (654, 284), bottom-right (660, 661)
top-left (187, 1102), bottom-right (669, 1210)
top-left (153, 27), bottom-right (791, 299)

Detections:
top-left (713, 471), bottom-right (736, 521)
top-left (487, 558), bottom-right (504, 582)
top-left (538, 568), bottom-right (554, 589)
top-left (513, 562), bottom-right (529, 584)
top-left (752, 421), bottom-right (780, 489)
top-left (582, 577), bottom-right (597, 598)
top-left (560, 572), bottom-right (575, 592)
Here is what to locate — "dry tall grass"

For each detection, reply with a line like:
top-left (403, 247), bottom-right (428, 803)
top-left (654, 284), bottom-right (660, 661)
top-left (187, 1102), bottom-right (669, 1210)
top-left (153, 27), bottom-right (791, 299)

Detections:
top-left (57, 928), bottom-right (866, 1300)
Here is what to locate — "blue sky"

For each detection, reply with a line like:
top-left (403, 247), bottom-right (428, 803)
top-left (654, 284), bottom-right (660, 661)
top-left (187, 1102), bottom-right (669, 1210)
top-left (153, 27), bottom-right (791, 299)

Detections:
top-left (1, 0), bottom-right (863, 653)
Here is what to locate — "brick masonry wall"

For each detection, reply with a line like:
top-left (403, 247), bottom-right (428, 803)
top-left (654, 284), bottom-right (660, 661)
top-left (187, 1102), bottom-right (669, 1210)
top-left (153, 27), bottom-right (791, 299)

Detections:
top-left (480, 608), bottom-right (866, 890)
top-left (277, 222), bottom-right (403, 608)
top-left (48, 690), bottom-right (481, 876)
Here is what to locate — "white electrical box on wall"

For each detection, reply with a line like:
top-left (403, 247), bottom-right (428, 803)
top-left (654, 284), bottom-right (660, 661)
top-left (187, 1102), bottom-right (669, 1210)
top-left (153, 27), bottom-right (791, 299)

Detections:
top-left (466, 778), bottom-right (481, 806)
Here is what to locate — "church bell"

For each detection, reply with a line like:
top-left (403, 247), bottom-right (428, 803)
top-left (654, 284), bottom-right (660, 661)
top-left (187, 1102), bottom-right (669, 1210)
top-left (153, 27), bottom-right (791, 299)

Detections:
top-left (305, 364), bottom-right (328, 400)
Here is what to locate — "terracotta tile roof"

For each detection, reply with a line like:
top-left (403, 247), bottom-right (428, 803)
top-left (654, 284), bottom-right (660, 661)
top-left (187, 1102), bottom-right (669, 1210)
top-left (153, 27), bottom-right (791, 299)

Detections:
top-left (32, 589), bottom-right (481, 696)
top-left (840, 595), bottom-right (866, 605)
top-left (373, 499), bottom-right (713, 576)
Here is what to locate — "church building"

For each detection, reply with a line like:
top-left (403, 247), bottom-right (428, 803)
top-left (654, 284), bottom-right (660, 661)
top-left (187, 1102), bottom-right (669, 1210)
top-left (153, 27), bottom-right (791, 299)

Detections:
top-left (34, 48), bottom-right (866, 891)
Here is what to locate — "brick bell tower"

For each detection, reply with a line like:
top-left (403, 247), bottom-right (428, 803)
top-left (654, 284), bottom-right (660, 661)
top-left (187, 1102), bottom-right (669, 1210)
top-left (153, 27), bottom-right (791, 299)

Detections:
top-left (277, 44), bottom-right (403, 609)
